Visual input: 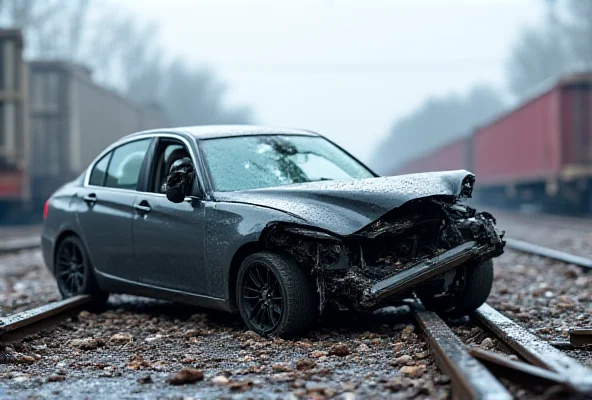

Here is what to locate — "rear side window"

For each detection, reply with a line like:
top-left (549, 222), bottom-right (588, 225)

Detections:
top-left (89, 153), bottom-right (112, 186)
top-left (104, 139), bottom-right (151, 190)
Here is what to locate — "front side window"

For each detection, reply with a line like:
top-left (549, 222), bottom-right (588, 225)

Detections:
top-left (104, 139), bottom-right (151, 190)
top-left (150, 140), bottom-right (192, 193)
top-left (201, 135), bottom-right (374, 192)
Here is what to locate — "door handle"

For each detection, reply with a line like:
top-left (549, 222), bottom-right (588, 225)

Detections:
top-left (133, 201), bottom-right (151, 214)
top-left (83, 193), bottom-right (97, 204)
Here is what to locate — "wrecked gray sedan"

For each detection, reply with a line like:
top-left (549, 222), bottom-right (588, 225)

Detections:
top-left (42, 126), bottom-right (504, 337)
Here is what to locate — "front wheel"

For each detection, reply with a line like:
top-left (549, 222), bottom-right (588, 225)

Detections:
top-left (55, 235), bottom-right (109, 308)
top-left (236, 252), bottom-right (318, 337)
top-left (416, 259), bottom-right (493, 318)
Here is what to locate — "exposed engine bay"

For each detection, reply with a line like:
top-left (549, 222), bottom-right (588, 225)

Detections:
top-left (263, 196), bottom-right (505, 313)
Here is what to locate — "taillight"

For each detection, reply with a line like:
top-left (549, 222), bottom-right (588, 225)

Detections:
top-left (43, 199), bottom-right (50, 220)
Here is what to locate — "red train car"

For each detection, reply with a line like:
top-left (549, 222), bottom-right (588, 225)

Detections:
top-left (473, 72), bottom-right (592, 212)
top-left (390, 71), bottom-right (592, 213)
top-left (395, 137), bottom-right (471, 175)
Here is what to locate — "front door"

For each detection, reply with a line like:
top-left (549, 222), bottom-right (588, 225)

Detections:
top-left (131, 138), bottom-right (207, 294)
top-left (77, 138), bottom-right (152, 281)
top-left (132, 195), bottom-right (207, 294)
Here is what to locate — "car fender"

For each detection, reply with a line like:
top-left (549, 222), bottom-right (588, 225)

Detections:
top-left (204, 201), bottom-right (304, 299)
top-left (42, 190), bottom-right (86, 274)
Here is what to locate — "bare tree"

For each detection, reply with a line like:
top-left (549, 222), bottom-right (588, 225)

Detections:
top-left (80, 12), bottom-right (159, 91)
top-left (158, 61), bottom-right (252, 125)
top-left (0, 0), bottom-right (253, 125)
top-left (506, 26), bottom-right (569, 97)
top-left (66, 0), bottom-right (91, 60)
top-left (506, 0), bottom-right (570, 98)
top-left (117, 20), bottom-right (163, 97)
top-left (506, 0), bottom-right (592, 99)
top-left (371, 85), bottom-right (505, 174)
top-left (563, 0), bottom-right (592, 68)
top-left (0, 0), bottom-right (65, 56)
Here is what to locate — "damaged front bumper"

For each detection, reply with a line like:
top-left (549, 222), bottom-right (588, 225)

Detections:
top-left (359, 240), bottom-right (495, 309)
top-left (265, 198), bottom-right (505, 313)
top-left (356, 207), bottom-right (505, 310)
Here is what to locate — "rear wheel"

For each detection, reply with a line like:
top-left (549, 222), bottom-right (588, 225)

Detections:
top-left (236, 252), bottom-right (317, 337)
top-left (55, 236), bottom-right (108, 307)
top-left (416, 259), bottom-right (493, 317)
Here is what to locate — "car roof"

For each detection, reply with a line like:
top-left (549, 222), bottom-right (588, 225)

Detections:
top-left (125, 125), bottom-right (321, 141)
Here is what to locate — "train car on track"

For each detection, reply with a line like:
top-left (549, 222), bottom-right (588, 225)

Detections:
top-left (0, 30), bottom-right (29, 223)
top-left (0, 30), bottom-right (168, 224)
top-left (28, 61), bottom-right (167, 217)
top-left (474, 72), bottom-right (592, 213)
top-left (395, 136), bottom-right (471, 176)
top-left (393, 71), bottom-right (592, 214)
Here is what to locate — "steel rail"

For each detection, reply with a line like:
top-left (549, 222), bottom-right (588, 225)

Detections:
top-left (413, 310), bottom-right (512, 400)
top-left (569, 329), bottom-right (592, 347)
top-left (0, 225), bottom-right (42, 240)
top-left (367, 241), bottom-right (481, 305)
top-left (0, 236), bottom-right (41, 254)
top-left (469, 348), bottom-right (571, 390)
top-left (504, 237), bottom-right (592, 270)
top-left (0, 295), bottom-right (91, 346)
top-left (473, 303), bottom-right (592, 393)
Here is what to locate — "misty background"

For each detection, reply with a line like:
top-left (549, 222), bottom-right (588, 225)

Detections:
top-left (1, 0), bottom-right (591, 173)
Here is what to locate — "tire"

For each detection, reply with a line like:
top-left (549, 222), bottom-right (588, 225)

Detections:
top-left (54, 235), bottom-right (109, 308)
top-left (236, 251), bottom-right (318, 337)
top-left (417, 259), bottom-right (493, 318)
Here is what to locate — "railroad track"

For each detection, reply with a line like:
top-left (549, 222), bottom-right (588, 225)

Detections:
top-left (504, 238), bottom-right (592, 270)
top-left (0, 295), bottom-right (91, 361)
top-left (488, 208), bottom-right (592, 233)
top-left (414, 303), bottom-right (592, 399)
top-left (0, 225), bottom-right (42, 240)
top-left (0, 236), bottom-right (41, 254)
top-left (3, 297), bottom-right (590, 398)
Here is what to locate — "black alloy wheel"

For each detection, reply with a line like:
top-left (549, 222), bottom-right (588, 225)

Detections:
top-left (54, 235), bottom-right (109, 307)
top-left (416, 259), bottom-right (494, 317)
top-left (56, 239), bottom-right (86, 296)
top-left (236, 252), bottom-right (317, 337)
top-left (241, 262), bottom-right (284, 333)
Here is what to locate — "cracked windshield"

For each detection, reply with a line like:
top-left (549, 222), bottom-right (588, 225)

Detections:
top-left (202, 135), bottom-right (374, 191)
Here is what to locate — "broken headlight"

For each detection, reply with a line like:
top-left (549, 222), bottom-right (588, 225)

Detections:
top-left (460, 175), bottom-right (474, 198)
top-left (281, 226), bottom-right (341, 242)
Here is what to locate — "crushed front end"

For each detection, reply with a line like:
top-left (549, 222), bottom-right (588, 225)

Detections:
top-left (264, 196), bottom-right (505, 313)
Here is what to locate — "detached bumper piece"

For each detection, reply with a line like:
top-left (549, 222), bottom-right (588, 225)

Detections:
top-left (360, 241), bottom-right (489, 309)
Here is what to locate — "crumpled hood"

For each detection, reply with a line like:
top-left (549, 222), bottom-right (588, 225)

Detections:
top-left (214, 170), bottom-right (474, 236)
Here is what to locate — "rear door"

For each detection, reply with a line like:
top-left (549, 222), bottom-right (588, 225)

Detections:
top-left (77, 138), bottom-right (153, 281)
top-left (132, 136), bottom-right (208, 294)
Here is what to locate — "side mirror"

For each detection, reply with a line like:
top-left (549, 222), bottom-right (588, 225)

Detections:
top-left (166, 157), bottom-right (195, 203)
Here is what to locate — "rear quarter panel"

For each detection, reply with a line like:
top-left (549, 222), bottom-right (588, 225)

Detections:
top-left (42, 180), bottom-right (85, 273)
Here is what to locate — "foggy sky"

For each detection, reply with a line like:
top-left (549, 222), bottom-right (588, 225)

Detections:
top-left (120, 0), bottom-right (545, 168)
